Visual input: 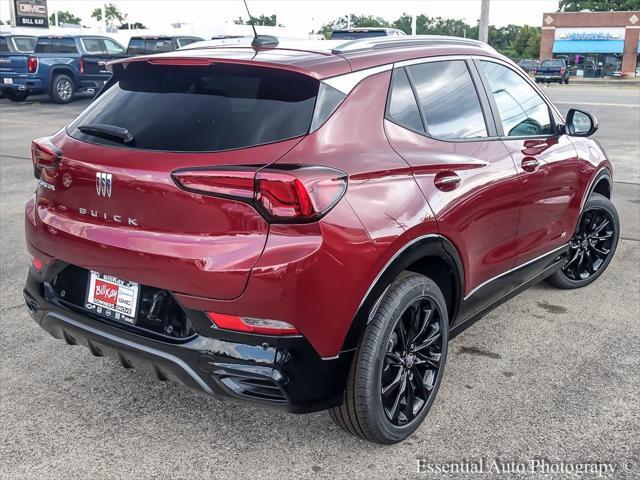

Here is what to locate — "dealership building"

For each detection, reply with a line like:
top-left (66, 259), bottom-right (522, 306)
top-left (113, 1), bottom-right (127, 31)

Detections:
top-left (540, 11), bottom-right (640, 77)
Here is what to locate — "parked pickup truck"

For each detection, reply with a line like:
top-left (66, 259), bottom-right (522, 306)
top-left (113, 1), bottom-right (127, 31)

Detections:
top-left (0, 34), bottom-right (37, 101)
top-left (0, 35), bottom-right (127, 103)
top-left (535, 59), bottom-right (570, 84)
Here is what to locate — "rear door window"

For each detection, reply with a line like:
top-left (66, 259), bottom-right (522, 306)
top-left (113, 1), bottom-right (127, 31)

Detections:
top-left (404, 60), bottom-right (488, 140)
top-left (387, 68), bottom-right (424, 132)
top-left (11, 36), bottom-right (36, 53)
top-left (68, 63), bottom-right (319, 152)
top-left (35, 37), bottom-right (78, 54)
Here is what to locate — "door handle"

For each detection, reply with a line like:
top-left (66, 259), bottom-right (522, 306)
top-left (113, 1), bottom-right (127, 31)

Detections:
top-left (521, 157), bottom-right (540, 173)
top-left (434, 171), bottom-right (461, 191)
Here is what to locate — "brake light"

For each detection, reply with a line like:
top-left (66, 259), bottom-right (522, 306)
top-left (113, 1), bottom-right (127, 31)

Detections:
top-left (31, 137), bottom-right (62, 178)
top-left (172, 165), bottom-right (347, 223)
top-left (560, 67), bottom-right (565, 75)
top-left (79, 58), bottom-right (84, 74)
top-left (207, 313), bottom-right (299, 336)
top-left (27, 56), bottom-right (37, 73)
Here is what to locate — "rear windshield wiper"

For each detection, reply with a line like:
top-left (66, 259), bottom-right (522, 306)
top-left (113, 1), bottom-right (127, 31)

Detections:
top-left (78, 123), bottom-right (135, 145)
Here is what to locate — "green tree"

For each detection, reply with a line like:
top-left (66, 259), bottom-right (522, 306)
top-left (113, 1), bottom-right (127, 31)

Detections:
top-left (49, 10), bottom-right (82, 26)
top-left (234, 14), bottom-right (278, 26)
top-left (559, 0), bottom-right (640, 11)
top-left (511, 25), bottom-right (542, 58)
top-left (119, 21), bottom-right (147, 30)
top-left (91, 3), bottom-right (126, 27)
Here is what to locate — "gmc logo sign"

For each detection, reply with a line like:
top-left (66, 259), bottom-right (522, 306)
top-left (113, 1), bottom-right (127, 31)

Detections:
top-left (18, 4), bottom-right (46, 14)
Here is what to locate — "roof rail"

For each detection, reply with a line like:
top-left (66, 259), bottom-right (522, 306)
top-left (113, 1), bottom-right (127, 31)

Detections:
top-left (331, 35), bottom-right (491, 54)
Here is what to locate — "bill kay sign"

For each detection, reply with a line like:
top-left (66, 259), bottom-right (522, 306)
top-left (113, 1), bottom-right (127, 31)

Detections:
top-left (11, 0), bottom-right (49, 28)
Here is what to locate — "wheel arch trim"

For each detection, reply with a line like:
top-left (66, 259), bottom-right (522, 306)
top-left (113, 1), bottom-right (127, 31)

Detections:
top-left (580, 167), bottom-right (612, 213)
top-left (338, 233), bottom-right (464, 354)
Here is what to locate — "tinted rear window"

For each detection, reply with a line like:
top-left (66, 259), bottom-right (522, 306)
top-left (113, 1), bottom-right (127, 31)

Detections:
top-left (541, 60), bottom-right (564, 67)
top-left (68, 63), bottom-right (319, 152)
top-left (127, 38), bottom-right (175, 55)
top-left (0, 38), bottom-right (8, 53)
top-left (11, 36), bottom-right (36, 53)
top-left (330, 31), bottom-right (387, 40)
top-left (36, 37), bottom-right (78, 53)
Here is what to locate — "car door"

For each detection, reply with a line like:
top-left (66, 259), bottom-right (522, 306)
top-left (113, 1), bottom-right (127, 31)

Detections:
top-left (475, 59), bottom-right (580, 287)
top-left (384, 58), bottom-right (522, 322)
top-left (80, 37), bottom-right (127, 82)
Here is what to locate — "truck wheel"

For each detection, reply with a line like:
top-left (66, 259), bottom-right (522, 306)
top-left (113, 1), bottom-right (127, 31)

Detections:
top-left (564, 77), bottom-right (570, 85)
top-left (51, 74), bottom-right (74, 104)
top-left (6, 90), bottom-right (29, 102)
top-left (329, 272), bottom-right (449, 444)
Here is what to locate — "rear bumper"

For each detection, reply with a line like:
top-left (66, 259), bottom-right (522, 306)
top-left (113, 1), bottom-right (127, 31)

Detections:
top-left (535, 74), bottom-right (563, 81)
top-left (0, 76), bottom-right (44, 93)
top-left (23, 268), bottom-right (352, 413)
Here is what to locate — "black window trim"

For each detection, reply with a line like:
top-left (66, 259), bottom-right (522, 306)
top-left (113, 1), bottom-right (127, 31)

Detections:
top-left (472, 57), bottom-right (562, 140)
top-left (384, 56), bottom-right (498, 143)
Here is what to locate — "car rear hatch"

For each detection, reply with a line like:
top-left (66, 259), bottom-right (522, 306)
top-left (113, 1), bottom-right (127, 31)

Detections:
top-left (27, 59), bottom-right (322, 300)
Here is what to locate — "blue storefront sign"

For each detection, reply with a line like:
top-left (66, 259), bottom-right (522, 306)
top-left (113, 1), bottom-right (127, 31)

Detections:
top-left (553, 39), bottom-right (625, 54)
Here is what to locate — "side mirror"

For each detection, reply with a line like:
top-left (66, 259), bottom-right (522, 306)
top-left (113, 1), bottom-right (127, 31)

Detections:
top-left (565, 108), bottom-right (598, 137)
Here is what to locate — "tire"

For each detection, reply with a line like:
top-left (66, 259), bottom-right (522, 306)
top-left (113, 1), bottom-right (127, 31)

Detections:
top-left (5, 90), bottom-right (28, 102)
top-left (50, 74), bottom-right (74, 104)
top-left (546, 193), bottom-right (619, 289)
top-left (564, 77), bottom-right (570, 85)
top-left (329, 272), bottom-right (449, 444)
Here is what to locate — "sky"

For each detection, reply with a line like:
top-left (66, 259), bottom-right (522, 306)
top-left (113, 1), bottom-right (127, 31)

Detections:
top-left (1, 0), bottom-right (561, 34)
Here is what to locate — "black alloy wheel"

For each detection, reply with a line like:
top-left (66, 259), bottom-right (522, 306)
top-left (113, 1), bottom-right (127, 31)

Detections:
top-left (547, 193), bottom-right (619, 289)
top-left (381, 297), bottom-right (443, 426)
top-left (563, 207), bottom-right (614, 281)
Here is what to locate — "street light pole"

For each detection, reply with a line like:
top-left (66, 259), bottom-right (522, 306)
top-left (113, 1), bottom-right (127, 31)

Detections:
top-left (479, 0), bottom-right (490, 44)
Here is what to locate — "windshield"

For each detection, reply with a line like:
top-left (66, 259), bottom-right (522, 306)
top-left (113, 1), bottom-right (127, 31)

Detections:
top-left (330, 30), bottom-right (388, 40)
top-left (68, 62), bottom-right (319, 152)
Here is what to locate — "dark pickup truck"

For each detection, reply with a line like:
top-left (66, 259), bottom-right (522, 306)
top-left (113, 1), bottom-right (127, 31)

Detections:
top-left (0, 34), bottom-right (37, 101)
top-left (0, 35), bottom-right (127, 103)
top-left (126, 35), bottom-right (203, 55)
top-left (535, 59), bottom-right (570, 84)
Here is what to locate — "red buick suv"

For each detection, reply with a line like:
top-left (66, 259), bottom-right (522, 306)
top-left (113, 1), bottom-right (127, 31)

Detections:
top-left (24, 36), bottom-right (619, 444)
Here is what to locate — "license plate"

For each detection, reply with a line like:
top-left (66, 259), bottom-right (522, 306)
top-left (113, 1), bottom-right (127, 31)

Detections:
top-left (3, 78), bottom-right (12, 84)
top-left (85, 271), bottom-right (140, 323)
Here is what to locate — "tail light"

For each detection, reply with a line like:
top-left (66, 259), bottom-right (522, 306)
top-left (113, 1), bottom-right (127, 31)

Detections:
top-left (79, 58), bottom-right (84, 74)
top-left (172, 165), bottom-right (348, 223)
top-left (31, 137), bottom-right (62, 178)
top-left (207, 313), bottom-right (299, 336)
top-left (560, 67), bottom-right (566, 75)
top-left (27, 56), bottom-right (37, 73)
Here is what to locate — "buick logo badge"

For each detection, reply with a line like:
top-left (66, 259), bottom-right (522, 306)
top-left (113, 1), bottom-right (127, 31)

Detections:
top-left (96, 172), bottom-right (112, 197)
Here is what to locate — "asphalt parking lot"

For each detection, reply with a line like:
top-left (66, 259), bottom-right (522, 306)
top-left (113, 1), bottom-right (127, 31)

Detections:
top-left (1, 84), bottom-right (639, 479)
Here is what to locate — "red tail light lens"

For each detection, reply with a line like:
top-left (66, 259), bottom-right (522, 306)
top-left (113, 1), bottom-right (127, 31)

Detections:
top-left (207, 313), bottom-right (299, 336)
top-left (560, 67), bottom-right (565, 75)
top-left (79, 58), bottom-right (84, 74)
top-left (27, 56), bottom-right (37, 73)
top-left (172, 165), bottom-right (347, 223)
top-left (31, 137), bottom-right (62, 178)
top-left (30, 257), bottom-right (45, 272)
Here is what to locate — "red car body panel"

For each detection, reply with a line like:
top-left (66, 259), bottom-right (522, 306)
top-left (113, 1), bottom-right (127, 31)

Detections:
top-left (24, 39), bottom-right (615, 407)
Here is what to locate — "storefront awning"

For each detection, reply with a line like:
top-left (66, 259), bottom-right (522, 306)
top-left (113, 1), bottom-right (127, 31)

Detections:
top-left (553, 40), bottom-right (625, 54)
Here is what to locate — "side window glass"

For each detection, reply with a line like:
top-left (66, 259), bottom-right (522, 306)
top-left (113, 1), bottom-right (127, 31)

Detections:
top-left (103, 39), bottom-right (125, 54)
top-left (480, 61), bottom-right (553, 137)
top-left (407, 60), bottom-right (488, 140)
top-left (387, 68), bottom-right (424, 133)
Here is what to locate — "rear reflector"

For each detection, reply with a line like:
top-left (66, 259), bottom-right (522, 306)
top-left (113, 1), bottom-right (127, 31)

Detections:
top-left (172, 165), bottom-right (347, 223)
top-left (31, 137), bottom-right (62, 178)
top-left (207, 313), bottom-right (299, 336)
top-left (30, 257), bottom-right (45, 272)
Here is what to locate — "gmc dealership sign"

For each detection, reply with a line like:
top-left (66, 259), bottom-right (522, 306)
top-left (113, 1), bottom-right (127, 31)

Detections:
top-left (11, 0), bottom-right (49, 28)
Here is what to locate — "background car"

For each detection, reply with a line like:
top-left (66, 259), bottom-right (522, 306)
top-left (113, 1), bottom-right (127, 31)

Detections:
top-left (0, 33), bottom-right (37, 101)
top-left (0, 35), bottom-right (127, 103)
top-left (330, 27), bottom-right (406, 39)
top-left (535, 58), bottom-right (570, 84)
top-left (126, 35), bottom-right (204, 56)
top-left (517, 58), bottom-right (539, 74)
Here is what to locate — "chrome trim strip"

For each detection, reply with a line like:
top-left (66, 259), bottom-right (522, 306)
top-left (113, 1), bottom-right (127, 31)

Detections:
top-left (356, 234), bottom-right (441, 312)
top-left (464, 242), bottom-right (570, 300)
top-left (323, 64), bottom-right (392, 95)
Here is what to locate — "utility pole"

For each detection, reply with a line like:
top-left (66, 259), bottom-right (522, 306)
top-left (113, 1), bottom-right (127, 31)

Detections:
top-left (479, 0), bottom-right (490, 44)
top-left (411, 13), bottom-right (417, 36)
top-left (101, 4), bottom-right (107, 32)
